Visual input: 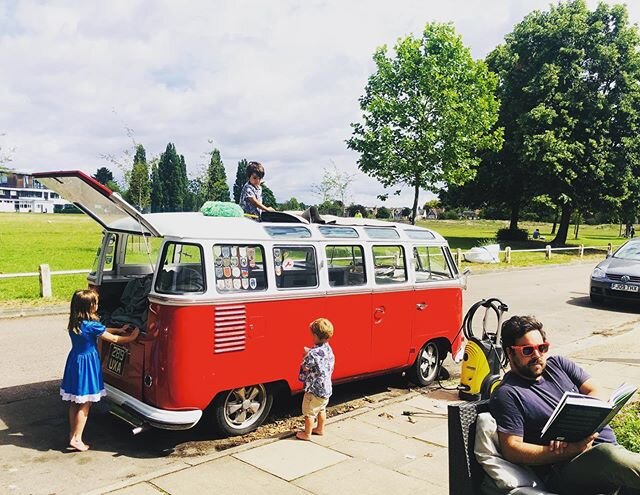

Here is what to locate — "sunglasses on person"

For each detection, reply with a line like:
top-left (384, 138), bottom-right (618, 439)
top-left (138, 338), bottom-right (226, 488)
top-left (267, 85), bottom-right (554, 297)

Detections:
top-left (510, 343), bottom-right (550, 356)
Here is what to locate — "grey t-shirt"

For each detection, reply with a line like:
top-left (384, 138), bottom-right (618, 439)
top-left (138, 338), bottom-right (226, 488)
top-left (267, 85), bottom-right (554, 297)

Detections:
top-left (490, 355), bottom-right (616, 446)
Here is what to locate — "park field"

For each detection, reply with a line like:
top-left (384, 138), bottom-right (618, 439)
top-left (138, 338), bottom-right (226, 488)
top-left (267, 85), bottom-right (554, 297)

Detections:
top-left (0, 212), bottom-right (626, 305)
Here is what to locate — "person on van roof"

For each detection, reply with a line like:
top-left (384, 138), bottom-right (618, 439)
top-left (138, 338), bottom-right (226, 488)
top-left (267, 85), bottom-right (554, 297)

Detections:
top-left (296, 318), bottom-right (335, 441)
top-left (239, 161), bottom-right (275, 220)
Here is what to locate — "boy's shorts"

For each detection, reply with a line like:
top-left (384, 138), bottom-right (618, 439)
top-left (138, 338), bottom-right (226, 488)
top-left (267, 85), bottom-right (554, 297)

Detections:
top-left (302, 392), bottom-right (329, 419)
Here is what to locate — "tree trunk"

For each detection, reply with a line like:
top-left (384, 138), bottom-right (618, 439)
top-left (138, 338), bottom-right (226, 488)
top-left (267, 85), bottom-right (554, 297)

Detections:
top-left (574, 213), bottom-right (580, 240)
top-left (551, 207), bottom-right (559, 234)
top-left (411, 181), bottom-right (419, 225)
top-left (509, 201), bottom-right (520, 231)
top-left (551, 204), bottom-right (573, 246)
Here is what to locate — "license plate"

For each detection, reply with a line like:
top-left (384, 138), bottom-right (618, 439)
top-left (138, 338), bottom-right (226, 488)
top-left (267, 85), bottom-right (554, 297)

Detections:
top-left (611, 283), bottom-right (639, 293)
top-left (107, 343), bottom-right (128, 375)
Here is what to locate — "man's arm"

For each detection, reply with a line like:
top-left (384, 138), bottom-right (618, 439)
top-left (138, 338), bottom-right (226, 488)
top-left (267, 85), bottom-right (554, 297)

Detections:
top-left (498, 431), bottom-right (597, 466)
top-left (579, 378), bottom-right (607, 399)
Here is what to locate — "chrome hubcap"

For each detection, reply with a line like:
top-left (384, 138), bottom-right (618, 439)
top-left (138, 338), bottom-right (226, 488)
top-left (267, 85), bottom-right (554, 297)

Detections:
top-left (419, 345), bottom-right (438, 380)
top-left (224, 385), bottom-right (266, 429)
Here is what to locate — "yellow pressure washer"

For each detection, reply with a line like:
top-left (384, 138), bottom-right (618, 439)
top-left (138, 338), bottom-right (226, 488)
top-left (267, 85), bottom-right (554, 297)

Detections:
top-left (458, 298), bottom-right (509, 401)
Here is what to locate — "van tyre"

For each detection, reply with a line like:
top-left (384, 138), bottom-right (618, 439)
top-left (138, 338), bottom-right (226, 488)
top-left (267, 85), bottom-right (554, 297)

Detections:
top-left (211, 384), bottom-right (273, 436)
top-left (411, 342), bottom-right (441, 386)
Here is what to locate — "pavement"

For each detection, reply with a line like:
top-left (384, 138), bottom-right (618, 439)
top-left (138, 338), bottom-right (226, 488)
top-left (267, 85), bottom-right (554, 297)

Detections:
top-left (74, 322), bottom-right (639, 495)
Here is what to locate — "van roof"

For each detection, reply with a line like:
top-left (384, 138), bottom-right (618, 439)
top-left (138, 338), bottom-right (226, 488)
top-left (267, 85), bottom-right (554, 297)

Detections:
top-left (108, 212), bottom-right (446, 243)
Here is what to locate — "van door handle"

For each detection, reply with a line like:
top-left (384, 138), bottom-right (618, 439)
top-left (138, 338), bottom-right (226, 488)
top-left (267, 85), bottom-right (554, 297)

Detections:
top-left (416, 303), bottom-right (427, 311)
top-left (373, 306), bottom-right (385, 323)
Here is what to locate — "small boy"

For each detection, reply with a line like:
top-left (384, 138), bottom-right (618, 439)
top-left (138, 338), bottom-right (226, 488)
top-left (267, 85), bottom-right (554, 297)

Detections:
top-left (296, 318), bottom-right (335, 441)
top-left (239, 161), bottom-right (275, 219)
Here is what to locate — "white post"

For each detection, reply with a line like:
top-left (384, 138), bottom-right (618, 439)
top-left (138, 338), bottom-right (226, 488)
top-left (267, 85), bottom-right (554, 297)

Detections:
top-left (39, 263), bottom-right (52, 298)
top-left (457, 248), bottom-right (462, 266)
top-left (545, 245), bottom-right (552, 260)
top-left (607, 243), bottom-right (612, 256)
top-left (505, 246), bottom-right (511, 264)
top-left (579, 244), bottom-right (584, 258)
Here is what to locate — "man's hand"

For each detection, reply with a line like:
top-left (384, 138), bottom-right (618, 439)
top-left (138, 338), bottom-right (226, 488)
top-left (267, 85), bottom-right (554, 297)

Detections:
top-left (548, 433), bottom-right (597, 457)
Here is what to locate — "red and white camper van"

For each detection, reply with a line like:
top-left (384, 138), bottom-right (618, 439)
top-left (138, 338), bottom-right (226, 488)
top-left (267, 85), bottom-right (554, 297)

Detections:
top-left (35, 171), bottom-right (466, 436)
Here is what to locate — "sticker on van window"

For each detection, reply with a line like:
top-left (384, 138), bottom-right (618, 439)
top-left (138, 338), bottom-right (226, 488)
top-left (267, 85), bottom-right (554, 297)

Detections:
top-left (225, 279), bottom-right (233, 290)
top-left (222, 246), bottom-right (230, 257)
top-left (282, 258), bottom-right (295, 270)
top-left (233, 279), bottom-right (241, 290)
top-left (215, 267), bottom-right (223, 278)
top-left (217, 280), bottom-right (225, 290)
top-left (275, 265), bottom-right (282, 276)
top-left (274, 248), bottom-right (281, 260)
top-left (231, 246), bottom-right (238, 257)
top-left (240, 256), bottom-right (248, 267)
top-left (223, 267), bottom-right (231, 278)
top-left (214, 246), bottom-right (222, 257)
top-left (242, 279), bottom-right (249, 289)
top-left (241, 269), bottom-right (248, 278)
top-left (232, 267), bottom-right (240, 277)
top-left (250, 278), bottom-right (257, 289)
top-left (239, 247), bottom-right (247, 257)
top-left (231, 257), bottom-right (239, 267)
top-left (215, 257), bottom-right (223, 267)
top-left (223, 258), bottom-right (230, 267)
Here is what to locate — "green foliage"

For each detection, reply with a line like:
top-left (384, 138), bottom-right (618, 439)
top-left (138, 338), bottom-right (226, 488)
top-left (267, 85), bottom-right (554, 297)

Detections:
top-left (150, 160), bottom-right (162, 213)
top-left (376, 206), bottom-right (391, 219)
top-left (93, 167), bottom-right (114, 185)
top-left (347, 204), bottom-right (368, 218)
top-left (483, 0), bottom-right (640, 243)
top-left (281, 197), bottom-right (304, 211)
top-left (611, 402), bottom-right (640, 453)
top-left (496, 227), bottom-right (528, 242)
top-left (126, 144), bottom-right (150, 212)
top-left (202, 148), bottom-right (231, 202)
top-left (233, 159), bottom-right (248, 204)
top-left (318, 200), bottom-right (343, 216)
top-left (348, 22), bottom-right (502, 224)
top-left (261, 184), bottom-right (277, 208)
top-left (154, 143), bottom-right (188, 212)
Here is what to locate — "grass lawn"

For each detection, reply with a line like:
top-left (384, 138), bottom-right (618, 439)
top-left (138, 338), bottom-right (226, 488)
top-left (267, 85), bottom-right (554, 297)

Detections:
top-left (0, 213), bottom-right (630, 305)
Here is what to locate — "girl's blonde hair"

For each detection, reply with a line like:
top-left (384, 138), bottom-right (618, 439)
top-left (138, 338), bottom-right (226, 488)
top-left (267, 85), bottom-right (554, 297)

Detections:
top-left (310, 318), bottom-right (334, 341)
top-left (67, 289), bottom-right (100, 334)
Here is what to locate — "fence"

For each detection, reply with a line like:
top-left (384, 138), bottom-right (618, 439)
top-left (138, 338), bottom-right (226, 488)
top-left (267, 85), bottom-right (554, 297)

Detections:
top-left (0, 243), bottom-right (616, 299)
top-left (452, 243), bottom-right (614, 265)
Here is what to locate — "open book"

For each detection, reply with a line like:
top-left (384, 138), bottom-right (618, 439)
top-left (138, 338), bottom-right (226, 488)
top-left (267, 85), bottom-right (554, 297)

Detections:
top-left (540, 383), bottom-right (637, 442)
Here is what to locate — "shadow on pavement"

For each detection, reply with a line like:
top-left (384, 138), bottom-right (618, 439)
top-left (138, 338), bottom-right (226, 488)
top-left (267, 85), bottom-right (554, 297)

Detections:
top-left (566, 295), bottom-right (640, 314)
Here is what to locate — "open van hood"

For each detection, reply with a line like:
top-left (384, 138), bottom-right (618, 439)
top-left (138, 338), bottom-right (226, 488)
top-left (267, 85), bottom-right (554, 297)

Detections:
top-left (32, 170), bottom-right (161, 236)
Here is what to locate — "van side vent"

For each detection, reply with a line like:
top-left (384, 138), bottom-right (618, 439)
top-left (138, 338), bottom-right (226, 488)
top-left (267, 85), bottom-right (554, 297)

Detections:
top-left (214, 305), bottom-right (246, 353)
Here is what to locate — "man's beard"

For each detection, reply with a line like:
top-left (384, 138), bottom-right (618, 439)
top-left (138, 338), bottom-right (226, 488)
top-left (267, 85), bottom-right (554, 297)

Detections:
top-left (512, 356), bottom-right (546, 379)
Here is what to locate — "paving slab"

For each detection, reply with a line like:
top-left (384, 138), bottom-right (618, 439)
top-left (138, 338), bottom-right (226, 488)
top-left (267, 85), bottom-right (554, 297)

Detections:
top-left (395, 443), bottom-right (449, 489)
top-left (151, 456), bottom-right (307, 494)
top-left (413, 421), bottom-right (449, 447)
top-left (293, 458), bottom-right (428, 495)
top-left (107, 482), bottom-right (165, 495)
top-left (358, 400), bottom-right (443, 437)
top-left (311, 416), bottom-right (411, 449)
top-left (233, 438), bottom-right (348, 481)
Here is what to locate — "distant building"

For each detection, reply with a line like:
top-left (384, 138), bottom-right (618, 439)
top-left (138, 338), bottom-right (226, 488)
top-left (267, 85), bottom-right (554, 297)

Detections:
top-left (0, 170), bottom-right (67, 213)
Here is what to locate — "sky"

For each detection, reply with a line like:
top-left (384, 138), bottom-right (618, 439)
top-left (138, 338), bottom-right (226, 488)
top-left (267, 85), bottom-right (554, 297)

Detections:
top-left (1, 0), bottom-right (639, 208)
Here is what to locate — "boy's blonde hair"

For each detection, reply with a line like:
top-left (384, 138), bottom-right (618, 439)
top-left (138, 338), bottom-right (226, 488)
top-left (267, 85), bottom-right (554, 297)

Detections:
top-left (310, 318), bottom-right (334, 341)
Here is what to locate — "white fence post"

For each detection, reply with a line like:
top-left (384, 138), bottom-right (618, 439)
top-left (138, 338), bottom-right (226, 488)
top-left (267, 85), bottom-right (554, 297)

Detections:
top-left (579, 244), bottom-right (584, 258)
top-left (39, 264), bottom-right (52, 298)
top-left (545, 245), bottom-right (552, 260)
top-left (457, 248), bottom-right (462, 266)
top-left (505, 246), bottom-right (511, 264)
top-left (607, 243), bottom-right (612, 256)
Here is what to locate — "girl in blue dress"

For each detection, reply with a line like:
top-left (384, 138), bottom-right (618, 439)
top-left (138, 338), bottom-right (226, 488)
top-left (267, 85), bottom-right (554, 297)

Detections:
top-left (61, 289), bottom-right (139, 451)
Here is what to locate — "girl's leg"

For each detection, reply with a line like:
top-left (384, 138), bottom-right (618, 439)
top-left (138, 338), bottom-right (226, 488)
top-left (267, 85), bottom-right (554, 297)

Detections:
top-left (69, 402), bottom-right (91, 451)
top-left (68, 403), bottom-right (78, 442)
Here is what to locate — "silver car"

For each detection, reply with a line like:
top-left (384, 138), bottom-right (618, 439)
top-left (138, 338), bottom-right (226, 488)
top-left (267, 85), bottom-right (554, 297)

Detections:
top-left (590, 239), bottom-right (640, 304)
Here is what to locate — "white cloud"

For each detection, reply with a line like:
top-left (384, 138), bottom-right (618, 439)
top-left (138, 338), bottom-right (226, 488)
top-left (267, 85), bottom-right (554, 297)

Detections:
top-left (1, 0), bottom-right (638, 207)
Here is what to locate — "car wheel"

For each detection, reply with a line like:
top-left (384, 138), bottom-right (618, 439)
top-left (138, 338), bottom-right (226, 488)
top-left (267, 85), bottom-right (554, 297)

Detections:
top-left (590, 293), bottom-right (604, 305)
top-left (211, 384), bottom-right (273, 436)
top-left (412, 341), bottom-right (441, 386)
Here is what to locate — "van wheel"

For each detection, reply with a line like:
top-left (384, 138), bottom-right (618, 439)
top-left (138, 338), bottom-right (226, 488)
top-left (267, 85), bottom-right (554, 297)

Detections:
top-left (212, 384), bottom-right (273, 436)
top-left (411, 342), bottom-right (441, 386)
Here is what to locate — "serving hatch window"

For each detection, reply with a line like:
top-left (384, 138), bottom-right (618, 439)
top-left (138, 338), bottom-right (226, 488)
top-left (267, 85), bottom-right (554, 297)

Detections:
top-left (156, 242), bottom-right (205, 294)
top-left (325, 245), bottom-right (366, 287)
top-left (274, 246), bottom-right (318, 289)
top-left (213, 244), bottom-right (267, 292)
top-left (372, 245), bottom-right (407, 284)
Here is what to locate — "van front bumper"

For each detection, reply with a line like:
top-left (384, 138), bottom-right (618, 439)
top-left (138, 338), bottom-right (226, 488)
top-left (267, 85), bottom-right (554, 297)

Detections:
top-left (105, 384), bottom-right (203, 430)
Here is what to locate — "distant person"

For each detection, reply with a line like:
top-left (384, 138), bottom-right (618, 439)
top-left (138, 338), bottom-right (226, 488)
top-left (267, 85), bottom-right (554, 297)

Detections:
top-left (631, 226), bottom-right (636, 239)
top-left (61, 290), bottom-right (139, 451)
top-left (532, 228), bottom-right (541, 240)
top-left (239, 161), bottom-right (275, 220)
top-left (491, 315), bottom-right (640, 494)
top-left (296, 318), bottom-right (335, 441)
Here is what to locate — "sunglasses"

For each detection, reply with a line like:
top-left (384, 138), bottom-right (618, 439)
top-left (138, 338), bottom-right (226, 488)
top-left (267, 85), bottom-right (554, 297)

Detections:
top-left (510, 343), bottom-right (550, 356)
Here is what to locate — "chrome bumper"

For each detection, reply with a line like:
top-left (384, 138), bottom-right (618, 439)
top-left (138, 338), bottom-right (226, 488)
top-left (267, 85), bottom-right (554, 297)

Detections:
top-left (105, 384), bottom-right (203, 430)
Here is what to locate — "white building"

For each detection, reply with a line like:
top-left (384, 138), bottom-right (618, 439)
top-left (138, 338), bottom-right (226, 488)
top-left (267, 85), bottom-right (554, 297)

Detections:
top-left (0, 170), bottom-right (67, 213)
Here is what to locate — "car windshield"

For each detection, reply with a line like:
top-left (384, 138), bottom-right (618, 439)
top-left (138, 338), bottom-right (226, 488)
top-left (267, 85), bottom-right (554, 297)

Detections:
top-left (614, 242), bottom-right (640, 260)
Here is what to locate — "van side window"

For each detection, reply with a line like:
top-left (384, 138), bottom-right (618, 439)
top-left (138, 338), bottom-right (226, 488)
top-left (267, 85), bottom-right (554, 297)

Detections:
top-left (413, 246), bottom-right (454, 282)
top-left (325, 245), bottom-right (366, 287)
top-left (274, 246), bottom-right (318, 289)
top-left (213, 244), bottom-right (267, 292)
top-left (372, 245), bottom-right (407, 284)
top-left (156, 243), bottom-right (205, 293)
top-left (123, 235), bottom-right (163, 266)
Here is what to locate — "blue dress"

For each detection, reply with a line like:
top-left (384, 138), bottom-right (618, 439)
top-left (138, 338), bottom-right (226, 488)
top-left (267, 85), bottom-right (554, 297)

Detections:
top-left (60, 320), bottom-right (107, 403)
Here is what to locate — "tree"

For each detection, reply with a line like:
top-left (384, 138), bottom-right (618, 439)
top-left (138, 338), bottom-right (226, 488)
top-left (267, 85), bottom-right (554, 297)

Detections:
top-left (311, 165), bottom-right (356, 216)
top-left (347, 204), bottom-right (368, 218)
top-left (150, 159), bottom-right (163, 213)
top-left (156, 143), bottom-right (187, 212)
top-left (93, 167), bottom-right (114, 185)
top-left (202, 147), bottom-right (230, 202)
top-left (486, 0), bottom-right (640, 244)
top-left (281, 197), bottom-right (303, 211)
top-left (126, 145), bottom-right (150, 211)
top-left (347, 22), bottom-right (502, 224)
top-left (233, 159), bottom-right (248, 204)
top-left (376, 206), bottom-right (391, 219)
top-left (262, 183), bottom-right (277, 208)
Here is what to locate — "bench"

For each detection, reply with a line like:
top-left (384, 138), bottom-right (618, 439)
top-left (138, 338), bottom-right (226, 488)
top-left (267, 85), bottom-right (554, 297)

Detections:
top-left (448, 401), bottom-right (620, 495)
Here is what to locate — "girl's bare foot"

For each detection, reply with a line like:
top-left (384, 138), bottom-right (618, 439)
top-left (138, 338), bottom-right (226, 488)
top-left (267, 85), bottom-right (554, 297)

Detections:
top-left (69, 439), bottom-right (90, 451)
top-left (311, 428), bottom-right (324, 436)
top-left (295, 431), bottom-right (311, 441)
